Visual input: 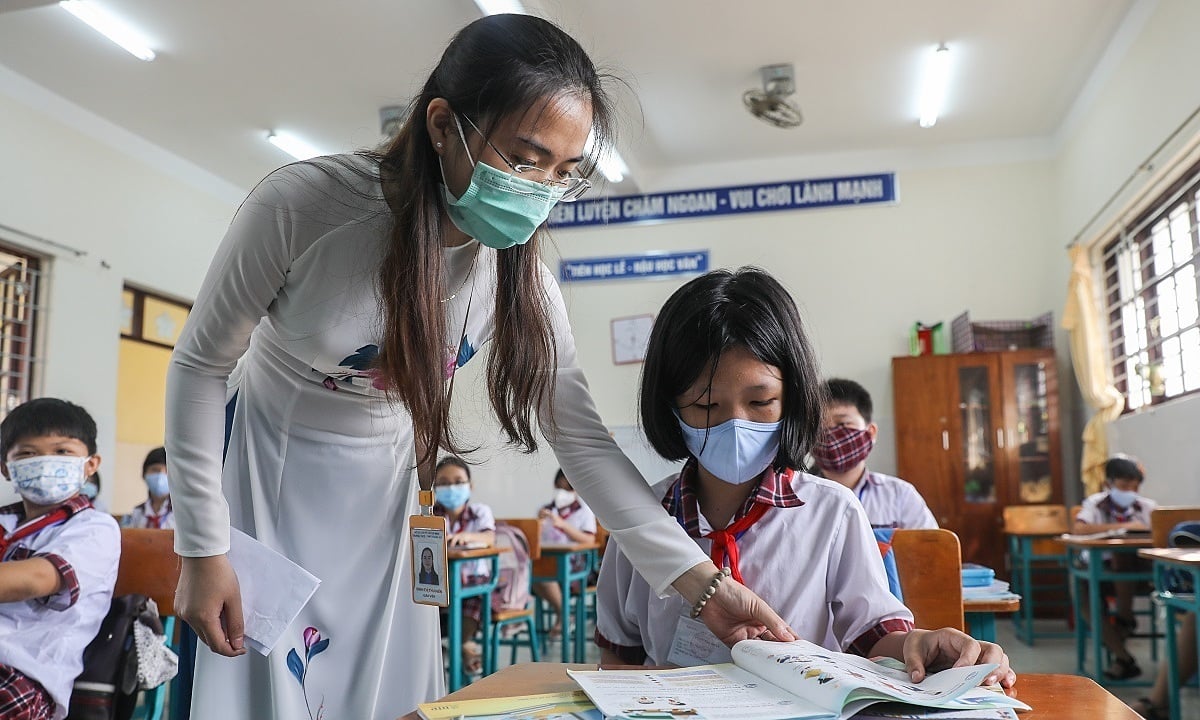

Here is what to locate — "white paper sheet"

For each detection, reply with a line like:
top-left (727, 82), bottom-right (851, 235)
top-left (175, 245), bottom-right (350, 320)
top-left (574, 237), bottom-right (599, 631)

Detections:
top-left (227, 527), bottom-right (321, 655)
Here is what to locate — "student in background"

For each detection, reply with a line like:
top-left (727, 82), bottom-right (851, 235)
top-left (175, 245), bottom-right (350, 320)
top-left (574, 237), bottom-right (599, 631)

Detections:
top-left (596, 268), bottom-right (1014, 688)
top-left (432, 456), bottom-right (495, 673)
top-left (0, 398), bottom-right (121, 720)
top-left (122, 447), bottom-right (173, 529)
top-left (1072, 454), bottom-right (1157, 680)
top-left (811, 379), bottom-right (937, 530)
top-left (80, 471), bottom-right (107, 514)
top-left (533, 469), bottom-right (595, 639)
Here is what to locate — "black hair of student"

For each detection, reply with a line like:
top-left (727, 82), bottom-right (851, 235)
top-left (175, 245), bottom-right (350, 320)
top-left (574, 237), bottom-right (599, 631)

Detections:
top-left (143, 446), bottom-right (166, 475)
top-left (825, 378), bottom-right (873, 423)
top-left (1106, 456), bottom-right (1144, 483)
top-left (640, 267), bottom-right (825, 470)
top-left (554, 468), bottom-right (567, 486)
top-left (0, 398), bottom-right (98, 457)
top-left (90, 471), bottom-right (101, 490)
top-left (435, 455), bottom-right (471, 480)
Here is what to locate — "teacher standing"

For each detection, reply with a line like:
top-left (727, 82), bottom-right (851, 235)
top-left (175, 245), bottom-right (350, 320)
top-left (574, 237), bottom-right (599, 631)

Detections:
top-left (167, 13), bottom-right (793, 719)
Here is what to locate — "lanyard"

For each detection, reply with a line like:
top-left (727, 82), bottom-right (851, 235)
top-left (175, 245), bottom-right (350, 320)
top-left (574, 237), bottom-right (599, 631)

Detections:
top-left (0, 507), bottom-right (72, 559)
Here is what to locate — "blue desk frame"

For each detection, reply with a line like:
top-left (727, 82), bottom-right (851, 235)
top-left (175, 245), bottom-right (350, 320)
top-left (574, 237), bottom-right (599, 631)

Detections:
top-left (1065, 537), bottom-right (1157, 686)
top-left (533, 543), bottom-right (597, 663)
top-left (1140, 548), bottom-right (1200, 720)
top-left (446, 549), bottom-right (503, 692)
top-left (1007, 532), bottom-right (1073, 644)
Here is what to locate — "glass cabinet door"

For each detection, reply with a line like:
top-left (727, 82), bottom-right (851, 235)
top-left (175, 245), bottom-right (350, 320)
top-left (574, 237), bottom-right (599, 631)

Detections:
top-left (957, 365), bottom-right (996, 504)
top-left (1010, 359), bottom-right (1055, 503)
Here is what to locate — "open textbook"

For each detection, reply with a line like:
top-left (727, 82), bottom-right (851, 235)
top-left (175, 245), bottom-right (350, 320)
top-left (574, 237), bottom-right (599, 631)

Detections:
top-left (568, 639), bottom-right (1029, 720)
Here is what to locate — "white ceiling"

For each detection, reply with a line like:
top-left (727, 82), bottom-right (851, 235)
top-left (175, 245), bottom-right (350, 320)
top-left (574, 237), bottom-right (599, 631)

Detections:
top-left (0, 0), bottom-right (1135, 195)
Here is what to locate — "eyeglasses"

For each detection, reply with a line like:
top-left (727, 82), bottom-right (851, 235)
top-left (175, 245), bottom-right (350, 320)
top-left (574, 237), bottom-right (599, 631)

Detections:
top-left (459, 114), bottom-right (592, 202)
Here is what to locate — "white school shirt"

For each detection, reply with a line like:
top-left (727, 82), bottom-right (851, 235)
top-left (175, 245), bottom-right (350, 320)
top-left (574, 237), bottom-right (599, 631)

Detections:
top-left (540, 498), bottom-right (597, 544)
top-left (436, 501), bottom-right (496, 581)
top-left (852, 470), bottom-right (938, 529)
top-left (0, 499), bottom-right (121, 719)
top-left (596, 472), bottom-right (913, 666)
top-left (122, 498), bottom-right (175, 529)
top-left (1076, 490), bottom-right (1157, 526)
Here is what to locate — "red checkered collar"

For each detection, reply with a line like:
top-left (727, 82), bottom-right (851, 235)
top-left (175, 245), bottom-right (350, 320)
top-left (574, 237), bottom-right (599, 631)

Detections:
top-left (434, 500), bottom-right (478, 531)
top-left (1, 493), bottom-right (92, 527)
top-left (1098, 493), bottom-right (1143, 522)
top-left (663, 458), bottom-right (803, 537)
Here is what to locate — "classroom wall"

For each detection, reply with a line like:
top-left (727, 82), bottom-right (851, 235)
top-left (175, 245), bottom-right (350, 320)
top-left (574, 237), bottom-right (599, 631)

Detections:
top-left (1053, 0), bottom-right (1200, 506)
top-left (0, 71), bottom-right (237, 507)
top-left (454, 158), bottom-right (1063, 518)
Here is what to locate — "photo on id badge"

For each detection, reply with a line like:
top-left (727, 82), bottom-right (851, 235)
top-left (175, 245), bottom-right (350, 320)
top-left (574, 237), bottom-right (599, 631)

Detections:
top-left (412, 525), bottom-right (448, 606)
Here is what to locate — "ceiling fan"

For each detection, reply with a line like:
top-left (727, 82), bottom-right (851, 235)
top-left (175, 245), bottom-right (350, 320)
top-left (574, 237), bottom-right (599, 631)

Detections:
top-left (743, 63), bottom-right (803, 129)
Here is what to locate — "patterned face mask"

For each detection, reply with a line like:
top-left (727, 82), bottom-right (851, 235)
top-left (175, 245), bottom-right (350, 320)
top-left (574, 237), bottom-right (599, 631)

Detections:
top-left (812, 425), bottom-right (874, 474)
top-left (8, 455), bottom-right (90, 505)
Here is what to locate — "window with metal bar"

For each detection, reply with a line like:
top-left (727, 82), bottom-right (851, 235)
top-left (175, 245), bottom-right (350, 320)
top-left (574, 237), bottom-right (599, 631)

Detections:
top-left (1102, 160), bottom-right (1200, 411)
top-left (0, 245), bottom-right (43, 422)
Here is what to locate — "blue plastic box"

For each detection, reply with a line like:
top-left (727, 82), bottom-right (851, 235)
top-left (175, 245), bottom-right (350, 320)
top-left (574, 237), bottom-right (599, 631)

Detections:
top-left (961, 563), bottom-right (995, 588)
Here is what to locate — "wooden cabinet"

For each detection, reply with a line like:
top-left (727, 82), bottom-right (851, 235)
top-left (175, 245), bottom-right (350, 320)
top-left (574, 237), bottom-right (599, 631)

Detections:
top-left (892, 350), bottom-right (1063, 577)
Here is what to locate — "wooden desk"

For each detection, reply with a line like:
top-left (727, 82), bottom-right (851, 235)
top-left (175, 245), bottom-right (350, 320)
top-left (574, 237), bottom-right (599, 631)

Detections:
top-left (963, 596), bottom-right (1021, 642)
top-left (1139, 547), bottom-right (1200, 720)
top-left (1061, 534), bottom-right (1155, 685)
top-left (398, 663), bottom-right (1141, 719)
top-left (445, 546), bottom-right (508, 692)
top-left (1006, 528), bottom-right (1073, 644)
top-left (533, 541), bottom-right (602, 663)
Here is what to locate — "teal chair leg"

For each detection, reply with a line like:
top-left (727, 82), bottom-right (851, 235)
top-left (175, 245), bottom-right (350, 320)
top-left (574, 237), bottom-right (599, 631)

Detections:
top-left (134, 616), bottom-right (176, 720)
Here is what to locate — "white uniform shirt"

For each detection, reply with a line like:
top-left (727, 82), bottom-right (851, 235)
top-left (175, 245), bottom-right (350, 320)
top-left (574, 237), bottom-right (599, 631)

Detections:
top-left (540, 499), bottom-right (596, 545)
top-left (596, 471), bottom-right (913, 665)
top-left (852, 471), bottom-right (938, 529)
top-left (1076, 490), bottom-right (1157, 526)
top-left (122, 498), bottom-right (175, 529)
top-left (0, 498), bottom-right (120, 719)
top-left (436, 501), bottom-right (495, 581)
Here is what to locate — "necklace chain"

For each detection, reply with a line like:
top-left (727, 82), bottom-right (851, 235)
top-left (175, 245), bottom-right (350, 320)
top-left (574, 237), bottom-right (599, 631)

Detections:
top-left (442, 244), bottom-right (481, 303)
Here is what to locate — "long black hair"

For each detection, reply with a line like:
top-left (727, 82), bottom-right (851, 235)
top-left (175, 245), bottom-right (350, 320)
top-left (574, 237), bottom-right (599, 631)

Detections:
top-left (639, 267), bottom-right (825, 471)
top-left (368, 14), bottom-right (620, 465)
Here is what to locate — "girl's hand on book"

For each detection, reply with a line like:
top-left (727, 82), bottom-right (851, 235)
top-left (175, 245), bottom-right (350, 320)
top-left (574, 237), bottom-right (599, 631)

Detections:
top-left (902, 628), bottom-right (1016, 689)
top-left (691, 568), bottom-right (797, 646)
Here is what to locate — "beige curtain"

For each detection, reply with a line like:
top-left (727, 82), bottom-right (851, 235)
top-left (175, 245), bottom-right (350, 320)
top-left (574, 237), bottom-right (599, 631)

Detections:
top-left (1062, 244), bottom-right (1125, 495)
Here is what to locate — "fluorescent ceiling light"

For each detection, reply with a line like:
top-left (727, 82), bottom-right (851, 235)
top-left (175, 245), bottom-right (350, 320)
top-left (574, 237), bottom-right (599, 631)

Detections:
top-left (918, 44), bottom-right (952, 128)
top-left (473, 0), bottom-right (526, 15)
top-left (597, 151), bottom-right (629, 183)
top-left (267, 131), bottom-right (323, 161)
top-left (59, 1), bottom-right (155, 61)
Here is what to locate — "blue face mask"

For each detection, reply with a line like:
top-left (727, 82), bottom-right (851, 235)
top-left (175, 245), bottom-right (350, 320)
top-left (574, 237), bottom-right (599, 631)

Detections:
top-left (677, 414), bottom-right (782, 485)
top-left (439, 116), bottom-right (566, 250)
top-left (145, 472), bottom-right (169, 498)
top-left (435, 484), bottom-right (471, 510)
top-left (1108, 486), bottom-right (1138, 509)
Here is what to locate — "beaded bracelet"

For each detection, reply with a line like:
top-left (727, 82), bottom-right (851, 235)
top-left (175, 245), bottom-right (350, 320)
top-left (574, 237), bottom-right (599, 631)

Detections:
top-left (688, 567), bottom-right (732, 618)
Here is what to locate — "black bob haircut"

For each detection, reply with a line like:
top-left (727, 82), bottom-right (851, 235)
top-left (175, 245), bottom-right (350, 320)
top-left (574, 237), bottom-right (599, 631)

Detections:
top-left (825, 378), bottom-right (874, 423)
top-left (1105, 455), bottom-right (1144, 483)
top-left (639, 267), bottom-right (825, 470)
top-left (435, 456), bottom-right (471, 479)
top-left (1, 397), bottom-right (98, 457)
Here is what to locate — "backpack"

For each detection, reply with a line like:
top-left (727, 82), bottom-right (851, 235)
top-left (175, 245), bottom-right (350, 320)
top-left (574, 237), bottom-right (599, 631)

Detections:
top-left (492, 523), bottom-right (534, 613)
top-left (1163, 520), bottom-right (1200, 595)
top-left (66, 594), bottom-right (146, 720)
top-left (873, 527), bottom-right (904, 602)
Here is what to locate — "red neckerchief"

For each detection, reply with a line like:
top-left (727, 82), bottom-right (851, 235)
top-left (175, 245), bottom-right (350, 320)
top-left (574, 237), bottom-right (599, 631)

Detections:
top-left (0, 495), bottom-right (91, 559)
top-left (435, 503), bottom-right (477, 535)
top-left (663, 459), bottom-right (803, 583)
top-left (545, 500), bottom-right (583, 519)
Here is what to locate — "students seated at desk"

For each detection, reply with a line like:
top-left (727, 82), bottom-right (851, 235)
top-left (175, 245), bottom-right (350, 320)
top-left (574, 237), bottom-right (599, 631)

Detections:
top-left (533, 469), bottom-right (596, 640)
top-left (595, 268), bottom-right (1014, 688)
top-left (0, 398), bottom-right (120, 720)
top-left (812, 379), bottom-right (937, 529)
top-left (1072, 454), bottom-right (1158, 680)
top-left (433, 456), bottom-right (495, 674)
top-left (122, 446), bottom-right (174, 529)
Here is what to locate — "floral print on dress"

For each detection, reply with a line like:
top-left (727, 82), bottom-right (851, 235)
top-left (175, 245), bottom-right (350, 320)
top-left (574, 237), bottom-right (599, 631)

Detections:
top-left (314, 344), bottom-right (385, 391)
top-left (287, 626), bottom-right (331, 720)
top-left (445, 336), bottom-right (477, 378)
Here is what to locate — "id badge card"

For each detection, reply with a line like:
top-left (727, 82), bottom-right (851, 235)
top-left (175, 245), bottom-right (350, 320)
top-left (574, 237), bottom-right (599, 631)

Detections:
top-left (410, 513), bottom-right (449, 607)
top-left (667, 614), bottom-right (733, 667)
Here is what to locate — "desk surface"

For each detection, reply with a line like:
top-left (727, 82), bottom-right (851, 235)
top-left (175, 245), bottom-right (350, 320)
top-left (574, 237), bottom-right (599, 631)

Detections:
top-left (1061, 534), bottom-right (1154, 549)
top-left (539, 541), bottom-right (603, 553)
top-left (446, 546), bottom-right (509, 559)
top-left (1138, 547), bottom-right (1200, 565)
top-left (963, 597), bottom-right (1021, 613)
top-left (398, 663), bottom-right (1140, 719)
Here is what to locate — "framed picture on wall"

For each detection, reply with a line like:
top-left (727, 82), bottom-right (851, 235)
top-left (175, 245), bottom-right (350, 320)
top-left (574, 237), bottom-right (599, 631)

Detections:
top-left (610, 314), bottom-right (655, 365)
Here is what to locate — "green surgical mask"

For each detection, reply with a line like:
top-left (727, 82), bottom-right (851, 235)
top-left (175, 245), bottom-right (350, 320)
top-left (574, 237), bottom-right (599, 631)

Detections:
top-left (439, 118), bottom-right (566, 250)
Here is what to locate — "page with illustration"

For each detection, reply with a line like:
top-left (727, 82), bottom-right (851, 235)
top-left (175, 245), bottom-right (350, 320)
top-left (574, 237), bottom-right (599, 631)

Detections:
top-left (568, 664), bottom-right (834, 720)
top-left (730, 640), bottom-right (1028, 717)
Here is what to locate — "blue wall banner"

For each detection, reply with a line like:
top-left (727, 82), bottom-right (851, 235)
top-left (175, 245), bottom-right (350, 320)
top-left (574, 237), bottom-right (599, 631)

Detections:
top-left (560, 251), bottom-right (709, 284)
top-left (548, 172), bottom-right (896, 229)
